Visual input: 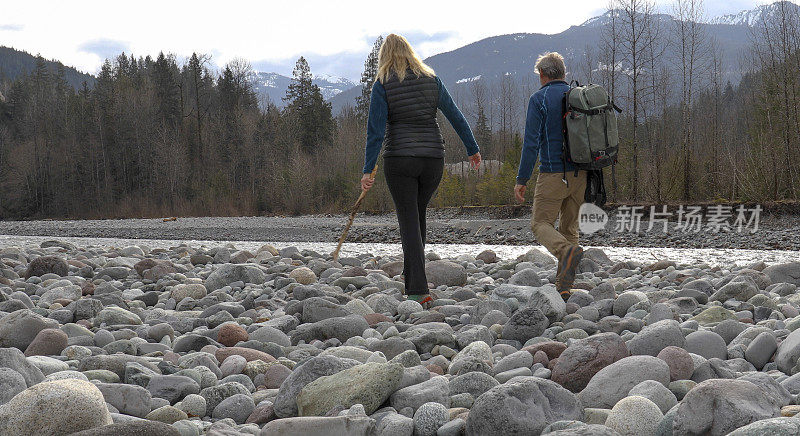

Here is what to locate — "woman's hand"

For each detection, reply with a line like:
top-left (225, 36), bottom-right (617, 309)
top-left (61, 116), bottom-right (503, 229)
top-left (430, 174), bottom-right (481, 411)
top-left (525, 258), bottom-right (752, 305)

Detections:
top-left (361, 173), bottom-right (375, 192)
top-left (469, 152), bottom-right (482, 170)
top-left (514, 184), bottom-right (526, 203)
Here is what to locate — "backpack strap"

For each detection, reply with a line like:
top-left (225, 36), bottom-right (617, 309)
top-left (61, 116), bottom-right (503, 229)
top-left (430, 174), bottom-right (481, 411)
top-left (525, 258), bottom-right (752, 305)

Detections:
top-left (561, 89), bottom-right (571, 185)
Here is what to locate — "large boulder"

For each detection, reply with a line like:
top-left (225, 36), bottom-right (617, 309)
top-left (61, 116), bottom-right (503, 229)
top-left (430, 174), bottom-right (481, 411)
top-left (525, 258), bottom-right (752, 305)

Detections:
top-left (763, 262), bottom-right (800, 286)
top-left (24, 255), bottom-right (68, 279)
top-left (199, 382), bottom-right (251, 415)
top-left (24, 328), bottom-right (68, 357)
top-left (526, 285), bottom-right (567, 322)
top-left (604, 395), bottom-right (664, 436)
top-left (551, 332), bottom-right (630, 392)
top-left (260, 415), bottom-right (376, 436)
top-left (390, 375), bottom-right (450, 411)
top-left (465, 376), bottom-right (582, 436)
top-left (425, 260), bottom-right (467, 287)
top-left (775, 326), bottom-right (800, 374)
top-left (673, 378), bottom-right (780, 436)
top-left (626, 320), bottom-right (684, 356)
top-left (205, 264), bottom-right (266, 292)
top-left (0, 379), bottom-right (112, 435)
top-left (146, 374), bottom-right (201, 404)
top-left (66, 421), bottom-right (181, 436)
top-left (0, 309), bottom-right (59, 350)
top-left (0, 368), bottom-right (26, 406)
top-left (501, 307), bottom-right (549, 343)
top-left (296, 362), bottom-right (402, 416)
top-left (727, 417), bottom-right (800, 436)
top-left (578, 355), bottom-right (670, 409)
top-left (290, 315), bottom-right (370, 344)
top-left (94, 382), bottom-right (152, 418)
top-left (273, 355), bottom-right (361, 418)
top-left (0, 347), bottom-right (45, 386)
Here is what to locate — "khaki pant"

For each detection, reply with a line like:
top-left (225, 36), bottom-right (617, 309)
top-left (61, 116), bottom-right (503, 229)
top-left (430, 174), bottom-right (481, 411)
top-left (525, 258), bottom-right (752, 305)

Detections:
top-left (531, 171), bottom-right (587, 260)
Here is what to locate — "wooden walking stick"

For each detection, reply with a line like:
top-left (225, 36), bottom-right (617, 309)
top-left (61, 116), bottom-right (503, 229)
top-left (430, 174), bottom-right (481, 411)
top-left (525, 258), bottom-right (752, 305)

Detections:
top-left (332, 166), bottom-right (378, 261)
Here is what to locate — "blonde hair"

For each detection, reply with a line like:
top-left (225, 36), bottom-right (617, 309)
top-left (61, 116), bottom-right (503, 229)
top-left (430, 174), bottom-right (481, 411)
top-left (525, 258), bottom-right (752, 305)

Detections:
top-left (535, 52), bottom-right (566, 80)
top-left (376, 34), bottom-right (435, 83)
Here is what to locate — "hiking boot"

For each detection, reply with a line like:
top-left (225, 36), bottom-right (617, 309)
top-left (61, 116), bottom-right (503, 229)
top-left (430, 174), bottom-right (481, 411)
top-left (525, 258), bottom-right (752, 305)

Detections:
top-left (556, 245), bottom-right (584, 301)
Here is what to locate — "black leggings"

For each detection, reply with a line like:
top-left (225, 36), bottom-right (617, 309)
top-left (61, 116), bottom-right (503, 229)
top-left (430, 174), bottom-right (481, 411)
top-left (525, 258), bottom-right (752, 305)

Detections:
top-left (383, 156), bottom-right (444, 295)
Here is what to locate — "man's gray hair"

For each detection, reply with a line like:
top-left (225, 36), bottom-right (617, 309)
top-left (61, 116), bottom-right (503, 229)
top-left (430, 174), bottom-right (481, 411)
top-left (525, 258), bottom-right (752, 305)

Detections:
top-left (535, 52), bottom-right (566, 80)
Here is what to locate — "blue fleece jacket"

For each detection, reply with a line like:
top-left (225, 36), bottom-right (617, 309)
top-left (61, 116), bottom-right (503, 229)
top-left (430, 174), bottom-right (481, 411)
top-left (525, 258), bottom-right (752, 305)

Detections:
top-left (516, 80), bottom-right (575, 185)
top-left (363, 76), bottom-right (480, 174)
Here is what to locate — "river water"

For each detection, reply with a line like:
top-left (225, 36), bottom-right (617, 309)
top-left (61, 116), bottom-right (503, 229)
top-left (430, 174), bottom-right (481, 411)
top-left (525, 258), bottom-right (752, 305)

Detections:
top-left (1, 234), bottom-right (797, 267)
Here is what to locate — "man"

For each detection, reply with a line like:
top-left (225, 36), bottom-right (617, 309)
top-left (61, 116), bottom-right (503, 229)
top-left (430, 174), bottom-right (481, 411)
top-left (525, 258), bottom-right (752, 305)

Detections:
top-left (514, 52), bottom-right (586, 302)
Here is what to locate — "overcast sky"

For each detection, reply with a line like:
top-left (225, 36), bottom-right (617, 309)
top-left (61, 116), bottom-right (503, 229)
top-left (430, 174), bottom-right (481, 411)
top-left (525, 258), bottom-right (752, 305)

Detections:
top-left (0, 0), bottom-right (791, 81)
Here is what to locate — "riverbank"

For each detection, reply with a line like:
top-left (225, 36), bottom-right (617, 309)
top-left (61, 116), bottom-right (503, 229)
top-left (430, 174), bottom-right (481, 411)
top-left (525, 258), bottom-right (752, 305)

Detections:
top-left (1, 209), bottom-right (799, 250)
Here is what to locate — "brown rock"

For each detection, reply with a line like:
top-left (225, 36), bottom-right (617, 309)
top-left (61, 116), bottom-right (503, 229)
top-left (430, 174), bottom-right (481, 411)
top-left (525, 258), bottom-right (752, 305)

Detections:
top-left (382, 261), bottom-right (404, 278)
top-left (426, 364), bottom-right (444, 375)
top-left (215, 346), bottom-right (276, 364)
top-left (67, 260), bottom-right (87, 268)
top-left (25, 256), bottom-right (68, 279)
top-left (134, 259), bottom-right (158, 276)
top-left (342, 267), bottom-right (368, 277)
top-left (81, 282), bottom-right (95, 296)
top-left (246, 402), bottom-right (276, 425)
top-left (263, 362), bottom-right (292, 389)
top-left (144, 264), bottom-right (177, 281)
top-left (53, 298), bottom-right (73, 307)
top-left (24, 328), bottom-right (68, 357)
top-left (657, 345), bottom-right (694, 381)
top-left (364, 313), bottom-right (392, 327)
top-left (217, 324), bottom-right (249, 347)
top-left (533, 350), bottom-right (549, 367)
top-left (522, 341), bottom-right (567, 360)
top-left (550, 332), bottom-right (630, 392)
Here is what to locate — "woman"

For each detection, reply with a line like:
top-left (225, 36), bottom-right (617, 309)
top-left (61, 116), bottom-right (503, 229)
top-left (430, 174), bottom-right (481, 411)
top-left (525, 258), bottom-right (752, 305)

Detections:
top-left (361, 34), bottom-right (481, 306)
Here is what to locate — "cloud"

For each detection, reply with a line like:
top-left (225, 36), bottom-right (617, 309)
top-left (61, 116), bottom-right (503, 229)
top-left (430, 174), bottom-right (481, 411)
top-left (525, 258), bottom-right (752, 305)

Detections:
top-left (0, 24), bottom-right (23, 31)
top-left (78, 38), bottom-right (130, 61)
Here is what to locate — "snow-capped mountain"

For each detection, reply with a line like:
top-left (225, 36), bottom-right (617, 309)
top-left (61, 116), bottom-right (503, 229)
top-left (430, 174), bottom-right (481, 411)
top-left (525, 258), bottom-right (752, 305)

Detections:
top-left (331, 1), bottom-right (791, 115)
top-left (250, 71), bottom-right (355, 108)
top-left (580, 11), bottom-right (675, 28)
top-left (709, 1), bottom-right (800, 26)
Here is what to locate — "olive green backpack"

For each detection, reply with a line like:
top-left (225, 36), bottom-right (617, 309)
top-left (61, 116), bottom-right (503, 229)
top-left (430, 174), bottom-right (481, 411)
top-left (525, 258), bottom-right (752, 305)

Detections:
top-left (561, 82), bottom-right (621, 173)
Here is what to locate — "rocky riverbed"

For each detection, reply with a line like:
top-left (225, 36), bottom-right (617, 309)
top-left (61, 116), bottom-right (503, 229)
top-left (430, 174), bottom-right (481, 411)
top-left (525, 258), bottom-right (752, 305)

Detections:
top-left (1, 209), bottom-right (799, 250)
top-left (1, 240), bottom-right (800, 435)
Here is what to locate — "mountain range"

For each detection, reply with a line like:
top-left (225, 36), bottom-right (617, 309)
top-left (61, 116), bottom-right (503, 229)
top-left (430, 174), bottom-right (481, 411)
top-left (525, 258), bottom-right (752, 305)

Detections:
top-left (330, 2), bottom-right (799, 114)
top-left (249, 71), bottom-right (355, 107)
top-left (1, 2), bottom-right (796, 113)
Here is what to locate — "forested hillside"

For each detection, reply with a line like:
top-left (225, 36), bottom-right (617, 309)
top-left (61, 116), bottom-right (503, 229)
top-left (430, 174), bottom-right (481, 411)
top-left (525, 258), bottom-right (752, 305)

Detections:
top-left (0, 46), bottom-right (95, 89)
top-left (0, 0), bottom-right (798, 219)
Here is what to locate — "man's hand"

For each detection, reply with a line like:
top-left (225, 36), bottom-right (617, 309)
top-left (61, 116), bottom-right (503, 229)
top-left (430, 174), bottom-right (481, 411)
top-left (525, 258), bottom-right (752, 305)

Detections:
top-left (361, 173), bottom-right (375, 191)
top-left (514, 184), bottom-right (527, 203)
top-left (469, 152), bottom-right (482, 170)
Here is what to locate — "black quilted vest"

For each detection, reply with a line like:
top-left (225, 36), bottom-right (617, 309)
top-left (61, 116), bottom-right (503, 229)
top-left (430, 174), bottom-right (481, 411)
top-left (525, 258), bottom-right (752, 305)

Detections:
top-left (381, 72), bottom-right (444, 158)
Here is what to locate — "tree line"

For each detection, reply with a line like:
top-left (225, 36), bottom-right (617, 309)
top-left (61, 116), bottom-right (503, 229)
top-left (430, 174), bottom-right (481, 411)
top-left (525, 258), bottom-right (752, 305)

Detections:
top-left (0, 0), bottom-right (798, 219)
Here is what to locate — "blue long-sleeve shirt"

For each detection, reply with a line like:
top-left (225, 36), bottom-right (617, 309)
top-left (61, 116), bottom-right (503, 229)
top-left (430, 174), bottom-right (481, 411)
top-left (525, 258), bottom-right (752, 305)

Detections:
top-left (363, 76), bottom-right (480, 173)
top-left (516, 80), bottom-right (575, 185)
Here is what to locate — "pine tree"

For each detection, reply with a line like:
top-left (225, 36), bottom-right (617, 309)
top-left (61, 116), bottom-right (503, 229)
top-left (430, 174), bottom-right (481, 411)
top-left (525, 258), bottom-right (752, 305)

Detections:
top-left (356, 36), bottom-right (383, 120)
top-left (151, 52), bottom-right (181, 127)
top-left (475, 105), bottom-right (492, 156)
top-left (284, 57), bottom-right (333, 152)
